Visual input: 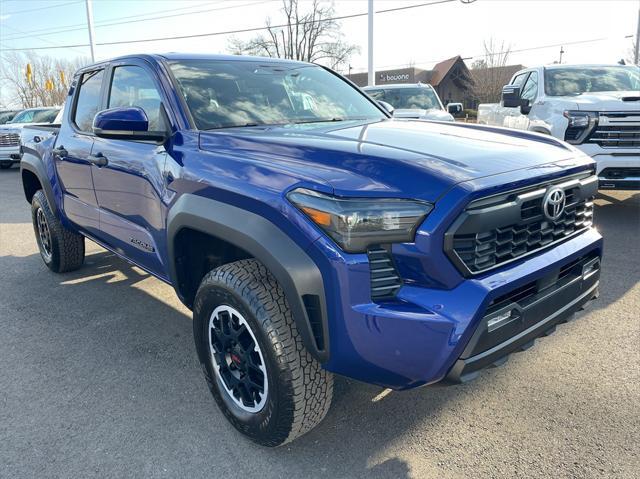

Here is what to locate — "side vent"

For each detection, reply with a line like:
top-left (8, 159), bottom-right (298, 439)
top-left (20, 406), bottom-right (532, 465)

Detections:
top-left (302, 294), bottom-right (325, 351)
top-left (367, 247), bottom-right (402, 300)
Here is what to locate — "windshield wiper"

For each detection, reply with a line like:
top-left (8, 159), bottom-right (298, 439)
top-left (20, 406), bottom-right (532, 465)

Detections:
top-left (204, 122), bottom-right (261, 130)
top-left (293, 118), bottom-right (347, 125)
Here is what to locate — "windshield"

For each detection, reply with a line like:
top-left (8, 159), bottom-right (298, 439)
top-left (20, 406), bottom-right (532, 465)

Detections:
top-left (169, 60), bottom-right (385, 130)
top-left (544, 66), bottom-right (640, 96)
top-left (0, 111), bottom-right (18, 124)
top-left (9, 108), bottom-right (59, 124)
top-left (365, 87), bottom-right (443, 110)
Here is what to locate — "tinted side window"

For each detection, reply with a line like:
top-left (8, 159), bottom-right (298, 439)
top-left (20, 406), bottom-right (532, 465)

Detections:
top-left (511, 73), bottom-right (529, 88)
top-left (73, 70), bottom-right (104, 132)
top-left (108, 66), bottom-right (163, 130)
top-left (521, 71), bottom-right (539, 102)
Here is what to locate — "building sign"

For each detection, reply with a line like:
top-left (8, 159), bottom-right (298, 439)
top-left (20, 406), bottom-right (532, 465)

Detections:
top-left (377, 68), bottom-right (414, 84)
top-left (379, 72), bottom-right (410, 82)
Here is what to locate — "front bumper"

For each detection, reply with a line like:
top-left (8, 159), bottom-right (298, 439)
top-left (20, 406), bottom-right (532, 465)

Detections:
top-left (577, 144), bottom-right (640, 190)
top-left (0, 145), bottom-right (21, 162)
top-left (316, 228), bottom-right (602, 390)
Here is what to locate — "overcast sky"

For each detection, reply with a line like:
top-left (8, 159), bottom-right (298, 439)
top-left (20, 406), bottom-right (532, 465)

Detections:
top-left (0, 0), bottom-right (638, 74)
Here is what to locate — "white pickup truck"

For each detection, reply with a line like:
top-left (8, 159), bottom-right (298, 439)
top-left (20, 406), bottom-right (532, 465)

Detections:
top-left (478, 64), bottom-right (640, 190)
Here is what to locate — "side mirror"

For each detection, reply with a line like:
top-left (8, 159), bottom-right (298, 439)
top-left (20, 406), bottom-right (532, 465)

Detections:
top-left (446, 103), bottom-right (463, 116)
top-left (520, 100), bottom-right (532, 115)
top-left (501, 85), bottom-right (524, 108)
top-left (92, 107), bottom-right (166, 141)
top-left (377, 100), bottom-right (395, 115)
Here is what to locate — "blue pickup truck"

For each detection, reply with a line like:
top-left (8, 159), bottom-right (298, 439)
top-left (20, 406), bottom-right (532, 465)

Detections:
top-left (20, 53), bottom-right (602, 446)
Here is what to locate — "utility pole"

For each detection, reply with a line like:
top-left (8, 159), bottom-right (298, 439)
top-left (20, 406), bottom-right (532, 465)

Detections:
top-left (559, 46), bottom-right (565, 64)
top-left (85, 0), bottom-right (96, 62)
top-left (634, 4), bottom-right (639, 65)
top-left (367, 0), bottom-right (374, 86)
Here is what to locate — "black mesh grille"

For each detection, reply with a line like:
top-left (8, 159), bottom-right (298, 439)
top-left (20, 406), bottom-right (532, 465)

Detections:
top-left (447, 176), bottom-right (597, 275)
top-left (368, 247), bottom-right (402, 300)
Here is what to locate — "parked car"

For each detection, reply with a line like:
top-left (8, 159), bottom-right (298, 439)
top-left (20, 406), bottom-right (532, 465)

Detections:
top-left (0, 107), bottom-right (60, 169)
top-left (21, 53), bottom-right (602, 446)
top-left (363, 83), bottom-right (459, 121)
top-left (477, 64), bottom-right (640, 190)
top-left (0, 110), bottom-right (21, 125)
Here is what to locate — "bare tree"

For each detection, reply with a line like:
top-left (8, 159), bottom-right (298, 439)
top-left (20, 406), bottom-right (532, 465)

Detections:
top-left (470, 38), bottom-right (515, 104)
top-left (228, 0), bottom-right (358, 70)
top-left (0, 51), bottom-right (88, 108)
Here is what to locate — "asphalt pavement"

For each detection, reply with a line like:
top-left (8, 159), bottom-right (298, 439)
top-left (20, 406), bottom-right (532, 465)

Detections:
top-left (1, 165), bottom-right (638, 479)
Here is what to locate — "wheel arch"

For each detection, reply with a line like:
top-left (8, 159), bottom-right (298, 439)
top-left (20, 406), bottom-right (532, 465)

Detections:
top-left (167, 193), bottom-right (330, 363)
top-left (20, 151), bottom-right (58, 215)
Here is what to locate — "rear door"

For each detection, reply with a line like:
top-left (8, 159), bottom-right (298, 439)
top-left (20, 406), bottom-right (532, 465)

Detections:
top-left (91, 60), bottom-right (171, 278)
top-left (54, 68), bottom-right (106, 236)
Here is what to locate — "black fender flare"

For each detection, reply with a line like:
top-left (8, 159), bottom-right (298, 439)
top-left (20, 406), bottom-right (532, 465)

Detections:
top-left (20, 150), bottom-right (59, 216)
top-left (167, 193), bottom-right (329, 363)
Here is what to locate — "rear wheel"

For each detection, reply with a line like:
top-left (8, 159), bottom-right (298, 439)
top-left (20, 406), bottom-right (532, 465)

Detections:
top-left (193, 259), bottom-right (333, 446)
top-left (31, 190), bottom-right (85, 272)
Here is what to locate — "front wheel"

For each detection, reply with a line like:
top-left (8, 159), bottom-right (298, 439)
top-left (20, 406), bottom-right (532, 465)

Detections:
top-left (193, 259), bottom-right (333, 446)
top-left (0, 161), bottom-right (13, 169)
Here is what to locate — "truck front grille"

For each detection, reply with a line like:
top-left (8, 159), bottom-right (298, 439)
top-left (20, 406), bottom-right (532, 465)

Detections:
top-left (445, 174), bottom-right (597, 275)
top-left (367, 247), bottom-right (402, 300)
top-left (587, 112), bottom-right (640, 148)
top-left (0, 132), bottom-right (20, 147)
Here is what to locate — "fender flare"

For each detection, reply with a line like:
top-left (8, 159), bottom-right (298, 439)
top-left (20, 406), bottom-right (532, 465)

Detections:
top-left (20, 149), bottom-right (59, 216)
top-left (167, 193), bottom-right (330, 363)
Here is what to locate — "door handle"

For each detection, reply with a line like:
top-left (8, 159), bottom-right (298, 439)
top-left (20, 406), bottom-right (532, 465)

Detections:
top-left (88, 152), bottom-right (108, 167)
top-left (52, 146), bottom-right (68, 159)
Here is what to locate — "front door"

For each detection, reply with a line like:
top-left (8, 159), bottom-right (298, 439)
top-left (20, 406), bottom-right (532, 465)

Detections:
top-left (54, 68), bottom-right (105, 236)
top-left (91, 62), bottom-right (170, 278)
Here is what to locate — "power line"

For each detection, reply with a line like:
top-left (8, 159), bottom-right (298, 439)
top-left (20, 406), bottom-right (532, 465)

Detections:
top-left (102, 0), bottom-right (456, 46)
top-left (0, 1), bottom-right (214, 39)
top-left (349, 34), bottom-right (634, 72)
top-left (1, 0), bottom-right (273, 42)
top-left (0, 0), bottom-right (82, 16)
top-left (0, 23), bottom-right (88, 56)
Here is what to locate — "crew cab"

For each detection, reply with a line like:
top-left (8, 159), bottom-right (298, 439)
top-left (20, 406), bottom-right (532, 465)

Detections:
top-left (478, 64), bottom-right (640, 190)
top-left (363, 83), bottom-right (460, 121)
top-left (20, 54), bottom-right (602, 446)
top-left (0, 107), bottom-right (60, 169)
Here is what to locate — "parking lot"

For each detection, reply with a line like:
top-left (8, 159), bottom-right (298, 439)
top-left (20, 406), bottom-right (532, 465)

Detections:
top-left (0, 166), bottom-right (638, 478)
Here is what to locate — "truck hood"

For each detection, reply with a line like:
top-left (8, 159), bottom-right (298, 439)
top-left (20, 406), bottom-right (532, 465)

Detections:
top-left (392, 109), bottom-right (455, 122)
top-left (558, 90), bottom-right (640, 111)
top-left (198, 119), bottom-right (589, 202)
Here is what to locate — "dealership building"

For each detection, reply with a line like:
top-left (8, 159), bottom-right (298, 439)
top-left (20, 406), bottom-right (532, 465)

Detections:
top-left (347, 56), bottom-right (524, 109)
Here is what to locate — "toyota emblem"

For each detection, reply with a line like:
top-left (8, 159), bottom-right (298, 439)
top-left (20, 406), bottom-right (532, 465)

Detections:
top-left (542, 186), bottom-right (566, 221)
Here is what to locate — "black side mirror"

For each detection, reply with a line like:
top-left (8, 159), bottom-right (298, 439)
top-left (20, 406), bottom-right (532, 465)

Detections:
top-left (446, 103), bottom-right (463, 116)
top-left (502, 85), bottom-right (524, 108)
top-left (520, 100), bottom-right (532, 115)
top-left (377, 100), bottom-right (395, 115)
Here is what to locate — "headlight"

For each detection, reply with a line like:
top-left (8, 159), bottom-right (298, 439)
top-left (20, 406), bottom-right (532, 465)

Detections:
top-left (563, 111), bottom-right (598, 144)
top-left (287, 188), bottom-right (432, 253)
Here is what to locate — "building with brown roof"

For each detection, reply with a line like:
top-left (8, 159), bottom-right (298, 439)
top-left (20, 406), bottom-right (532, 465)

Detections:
top-left (346, 56), bottom-right (525, 110)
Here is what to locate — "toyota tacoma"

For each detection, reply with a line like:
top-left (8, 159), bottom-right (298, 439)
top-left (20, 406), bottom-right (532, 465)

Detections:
top-left (20, 54), bottom-right (602, 446)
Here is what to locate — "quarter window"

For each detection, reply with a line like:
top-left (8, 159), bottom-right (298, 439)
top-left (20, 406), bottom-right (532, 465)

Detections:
top-left (108, 66), bottom-right (163, 130)
top-left (73, 69), bottom-right (104, 132)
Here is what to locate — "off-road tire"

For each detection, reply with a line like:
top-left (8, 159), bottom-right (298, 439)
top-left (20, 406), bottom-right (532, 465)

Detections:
top-left (31, 190), bottom-right (85, 273)
top-left (193, 259), bottom-right (333, 447)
